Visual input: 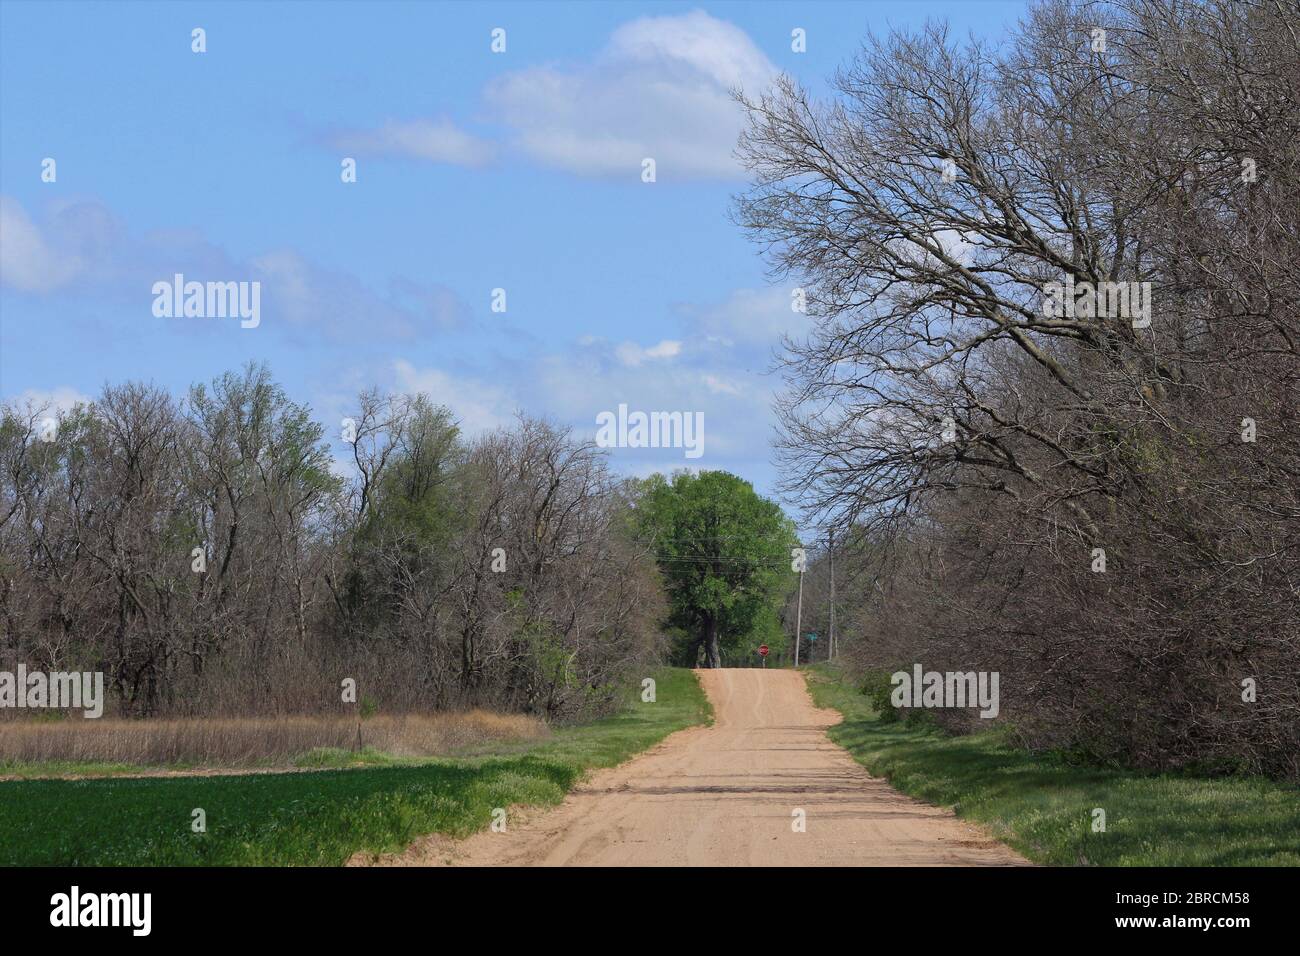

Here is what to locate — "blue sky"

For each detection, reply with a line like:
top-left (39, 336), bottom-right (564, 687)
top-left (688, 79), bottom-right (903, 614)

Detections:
top-left (0, 0), bottom-right (1023, 507)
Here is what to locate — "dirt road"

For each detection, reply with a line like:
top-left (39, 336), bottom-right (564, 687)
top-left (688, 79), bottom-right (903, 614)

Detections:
top-left (372, 669), bottom-right (1030, 866)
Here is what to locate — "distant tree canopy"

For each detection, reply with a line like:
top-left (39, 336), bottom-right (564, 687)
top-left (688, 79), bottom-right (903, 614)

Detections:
top-left (633, 471), bottom-right (797, 667)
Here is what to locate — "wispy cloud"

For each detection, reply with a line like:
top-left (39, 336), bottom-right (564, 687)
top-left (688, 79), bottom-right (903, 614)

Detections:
top-left (323, 117), bottom-right (495, 167)
top-left (679, 286), bottom-right (808, 349)
top-left (1, 196), bottom-right (91, 293)
top-left (391, 358), bottom-right (516, 433)
top-left (8, 386), bottom-right (94, 414)
top-left (616, 338), bottom-right (682, 366)
top-left (1, 196), bottom-right (471, 342)
top-left (251, 250), bottom-right (471, 341)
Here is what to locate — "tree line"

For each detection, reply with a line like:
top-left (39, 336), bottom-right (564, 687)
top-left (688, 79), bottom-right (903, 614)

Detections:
top-left (0, 365), bottom-right (668, 719)
top-left (1, 364), bottom-right (805, 720)
top-left (741, 0), bottom-right (1299, 779)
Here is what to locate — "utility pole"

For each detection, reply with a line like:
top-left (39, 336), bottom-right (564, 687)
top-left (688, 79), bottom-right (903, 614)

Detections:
top-left (794, 561), bottom-right (804, 667)
top-left (828, 530), bottom-right (836, 662)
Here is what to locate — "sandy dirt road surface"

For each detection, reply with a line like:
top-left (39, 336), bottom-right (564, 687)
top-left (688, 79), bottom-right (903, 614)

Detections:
top-left (364, 668), bottom-right (1030, 867)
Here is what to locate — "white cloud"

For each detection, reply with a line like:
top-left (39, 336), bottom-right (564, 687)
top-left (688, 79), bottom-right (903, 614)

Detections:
top-left (391, 359), bottom-right (514, 433)
top-left (318, 300), bottom-right (778, 474)
top-left (889, 228), bottom-right (980, 269)
top-left (251, 250), bottom-right (469, 340)
top-left (616, 338), bottom-right (682, 366)
top-left (486, 10), bottom-right (777, 179)
top-left (607, 10), bottom-right (775, 89)
top-left (681, 286), bottom-right (807, 348)
top-left (10, 386), bottom-right (93, 414)
top-left (934, 229), bottom-right (977, 264)
top-left (529, 342), bottom-right (765, 461)
top-left (326, 118), bottom-right (494, 167)
top-left (0, 197), bottom-right (84, 293)
top-left (704, 373), bottom-right (742, 396)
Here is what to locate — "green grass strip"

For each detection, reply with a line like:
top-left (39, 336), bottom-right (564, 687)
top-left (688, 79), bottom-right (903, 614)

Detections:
top-left (805, 665), bottom-right (1300, 866)
top-left (0, 667), bottom-right (710, 866)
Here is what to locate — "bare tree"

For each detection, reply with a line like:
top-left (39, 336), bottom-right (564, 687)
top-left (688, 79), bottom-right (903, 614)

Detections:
top-left (742, 0), bottom-right (1299, 778)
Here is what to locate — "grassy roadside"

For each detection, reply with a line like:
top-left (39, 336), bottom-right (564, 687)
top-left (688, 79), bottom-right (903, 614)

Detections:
top-left (0, 667), bottom-right (711, 866)
top-left (805, 665), bottom-right (1300, 866)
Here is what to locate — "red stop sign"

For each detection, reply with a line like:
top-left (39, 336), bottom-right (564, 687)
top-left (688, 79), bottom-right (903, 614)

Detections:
top-left (758, 645), bottom-right (769, 657)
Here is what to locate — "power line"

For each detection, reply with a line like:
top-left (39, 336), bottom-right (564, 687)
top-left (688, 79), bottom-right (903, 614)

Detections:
top-left (651, 556), bottom-right (800, 566)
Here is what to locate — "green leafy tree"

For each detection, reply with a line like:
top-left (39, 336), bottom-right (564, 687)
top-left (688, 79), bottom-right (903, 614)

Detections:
top-left (340, 397), bottom-right (462, 631)
top-left (634, 471), bottom-right (797, 667)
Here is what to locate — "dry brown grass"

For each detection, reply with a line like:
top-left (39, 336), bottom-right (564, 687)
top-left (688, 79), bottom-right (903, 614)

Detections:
top-left (0, 710), bottom-right (548, 768)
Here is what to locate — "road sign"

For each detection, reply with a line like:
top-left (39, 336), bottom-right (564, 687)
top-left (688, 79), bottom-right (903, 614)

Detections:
top-left (806, 632), bottom-right (818, 642)
top-left (758, 644), bottom-right (769, 657)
